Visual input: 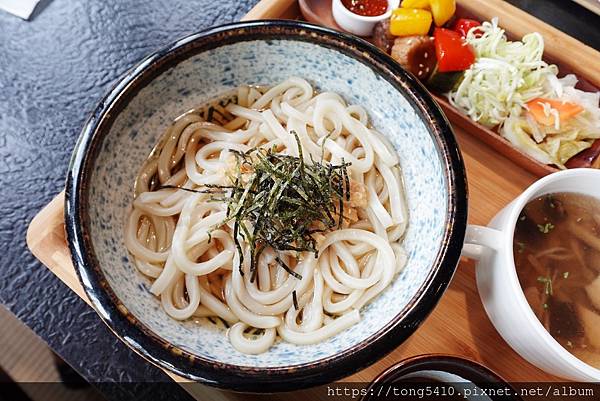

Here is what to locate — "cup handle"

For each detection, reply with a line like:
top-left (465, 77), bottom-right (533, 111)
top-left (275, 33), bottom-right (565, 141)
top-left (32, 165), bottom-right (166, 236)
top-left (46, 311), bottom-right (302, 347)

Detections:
top-left (461, 225), bottom-right (504, 260)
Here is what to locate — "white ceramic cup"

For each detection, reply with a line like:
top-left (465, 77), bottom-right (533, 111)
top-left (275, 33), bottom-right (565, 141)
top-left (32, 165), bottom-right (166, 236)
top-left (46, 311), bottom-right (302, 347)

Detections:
top-left (332, 0), bottom-right (399, 37)
top-left (462, 168), bottom-right (600, 382)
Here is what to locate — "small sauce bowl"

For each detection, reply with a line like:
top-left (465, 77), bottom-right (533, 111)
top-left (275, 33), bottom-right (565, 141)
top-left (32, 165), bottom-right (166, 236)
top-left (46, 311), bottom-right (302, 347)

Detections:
top-left (332, 0), bottom-right (399, 37)
top-left (363, 355), bottom-right (523, 401)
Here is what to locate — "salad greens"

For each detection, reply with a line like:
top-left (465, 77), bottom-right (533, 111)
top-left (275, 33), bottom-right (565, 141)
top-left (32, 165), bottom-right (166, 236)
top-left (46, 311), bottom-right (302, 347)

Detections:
top-left (448, 18), bottom-right (600, 168)
top-left (448, 18), bottom-right (557, 128)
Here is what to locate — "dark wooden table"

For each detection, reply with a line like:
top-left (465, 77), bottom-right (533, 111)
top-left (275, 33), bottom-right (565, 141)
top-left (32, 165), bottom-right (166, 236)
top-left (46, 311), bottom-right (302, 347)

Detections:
top-left (0, 1), bottom-right (598, 400)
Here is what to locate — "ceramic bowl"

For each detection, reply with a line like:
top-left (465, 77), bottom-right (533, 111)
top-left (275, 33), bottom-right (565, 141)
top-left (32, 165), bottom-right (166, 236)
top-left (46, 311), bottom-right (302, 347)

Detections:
top-left (332, 0), bottom-right (399, 36)
top-left (65, 20), bottom-right (467, 392)
top-left (466, 169), bottom-right (600, 381)
top-left (363, 355), bottom-right (522, 401)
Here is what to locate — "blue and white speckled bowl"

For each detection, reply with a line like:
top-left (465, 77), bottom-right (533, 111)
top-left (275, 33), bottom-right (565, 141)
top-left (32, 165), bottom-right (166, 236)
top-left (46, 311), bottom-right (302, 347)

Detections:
top-left (65, 20), bottom-right (467, 392)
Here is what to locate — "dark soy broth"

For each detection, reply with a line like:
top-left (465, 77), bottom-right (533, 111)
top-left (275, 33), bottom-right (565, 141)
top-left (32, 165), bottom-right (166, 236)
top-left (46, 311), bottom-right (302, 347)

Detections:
top-left (514, 192), bottom-right (600, 369)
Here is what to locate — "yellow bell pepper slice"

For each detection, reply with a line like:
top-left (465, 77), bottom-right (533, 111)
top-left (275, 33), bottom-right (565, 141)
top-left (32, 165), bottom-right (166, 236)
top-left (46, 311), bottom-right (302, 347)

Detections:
top-left (401, 0), bottom-right (430, 8)
top-left (430, 0), bottom-right (456, 26)
top-left (389, 8), bottom-right (433, 36)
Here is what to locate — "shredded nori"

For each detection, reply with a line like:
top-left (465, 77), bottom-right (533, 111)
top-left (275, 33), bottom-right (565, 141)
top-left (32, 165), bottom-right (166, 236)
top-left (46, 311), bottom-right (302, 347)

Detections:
top-left (292, 290), bottom-right (299, 310)
top-left (225, 132), bottom-right (351, 281)
top-left (161, 131), bottom-right (351, 282)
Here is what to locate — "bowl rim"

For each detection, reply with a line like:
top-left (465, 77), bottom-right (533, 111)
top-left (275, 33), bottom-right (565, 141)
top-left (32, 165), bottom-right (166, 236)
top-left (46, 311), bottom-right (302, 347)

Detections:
top-left (362, 354), bottom-right (522, 401)
top-left (65, 19), bottom-right (468, 392)
top-left (332, 0), bottom-right (399, 22)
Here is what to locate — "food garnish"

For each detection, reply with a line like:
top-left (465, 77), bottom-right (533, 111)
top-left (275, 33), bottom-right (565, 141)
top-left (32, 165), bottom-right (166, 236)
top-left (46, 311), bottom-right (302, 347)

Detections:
top-left (162, 135), bottom-right (356, 280)
top-left (224, 134), bottom-right (352, 278)
top-left (537, 275), bottom-right (553, 296)
top-left (526, 98), bottom-right (584, 128)
top-left (537, 222), bottom-right (555, 234)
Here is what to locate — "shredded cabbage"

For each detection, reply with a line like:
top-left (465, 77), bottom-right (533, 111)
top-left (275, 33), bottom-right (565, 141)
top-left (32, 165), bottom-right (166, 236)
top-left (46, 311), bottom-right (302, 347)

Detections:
top-left (448, 18), bottom-right (558, 128)
top-left (448, 18), bottom-right (600, 168)
top-left (503, 114), bottom-right (592, 168)
top-left (502, 75), bottom-right (600, 168)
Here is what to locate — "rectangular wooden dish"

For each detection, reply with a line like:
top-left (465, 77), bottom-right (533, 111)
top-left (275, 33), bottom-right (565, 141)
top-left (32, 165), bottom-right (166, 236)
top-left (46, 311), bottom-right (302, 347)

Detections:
top-left (255, 0), bottom-right (600, 177)
top-left (571, 0), bottom-right (600, 16)
top-left (442, 0), bottom-right (600, 176)
top-left (26, 0), bottom-right (594, 399)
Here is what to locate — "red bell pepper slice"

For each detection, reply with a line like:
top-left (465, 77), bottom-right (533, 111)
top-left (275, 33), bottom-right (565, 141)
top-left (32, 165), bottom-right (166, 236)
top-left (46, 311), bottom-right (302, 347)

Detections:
top-left (433, 28), bottom-right (476, 72)
top-left (453, 18), bottom-right (482, 38)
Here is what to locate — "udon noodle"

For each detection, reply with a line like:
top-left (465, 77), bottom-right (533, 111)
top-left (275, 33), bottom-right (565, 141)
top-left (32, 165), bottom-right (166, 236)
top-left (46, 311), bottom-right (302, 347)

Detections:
top-left (124, 77), bottom-right (408, 354)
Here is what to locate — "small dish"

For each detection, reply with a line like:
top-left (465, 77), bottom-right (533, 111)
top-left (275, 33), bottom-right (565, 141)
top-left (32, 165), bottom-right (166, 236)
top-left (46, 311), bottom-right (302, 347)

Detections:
top-left (332, 0), bottom-right (399, 36)
top-left (363, 354), bottom-right (522, 401)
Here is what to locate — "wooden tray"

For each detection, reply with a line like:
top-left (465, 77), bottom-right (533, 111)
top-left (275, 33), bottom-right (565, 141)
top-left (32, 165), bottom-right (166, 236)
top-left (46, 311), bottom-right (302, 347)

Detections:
top-left (26, 0), bottom-right (584, 398)
top-left (295, 0), bottom-right (600, 177)
top-left (26, 134), bottom-right (560, 399)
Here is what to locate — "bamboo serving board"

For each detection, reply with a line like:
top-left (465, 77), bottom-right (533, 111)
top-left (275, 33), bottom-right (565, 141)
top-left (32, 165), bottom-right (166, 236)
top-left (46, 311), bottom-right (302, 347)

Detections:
top-left (27, 0), bottom-right (590, 398)
top-left (26, 137), bottom-right (561, 400)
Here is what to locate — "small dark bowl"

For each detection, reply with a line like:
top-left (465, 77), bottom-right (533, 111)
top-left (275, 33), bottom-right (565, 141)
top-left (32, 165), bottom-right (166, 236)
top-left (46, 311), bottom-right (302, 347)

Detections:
top-left (364, 355), bottom-right (523, 401)
top-left (65, 20), bottom-right (467, 392)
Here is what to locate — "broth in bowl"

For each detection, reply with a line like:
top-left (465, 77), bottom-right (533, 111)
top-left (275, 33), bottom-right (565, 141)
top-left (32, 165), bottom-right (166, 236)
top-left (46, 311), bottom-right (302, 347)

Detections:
top-left (514, 192), bottom-right (600, 369)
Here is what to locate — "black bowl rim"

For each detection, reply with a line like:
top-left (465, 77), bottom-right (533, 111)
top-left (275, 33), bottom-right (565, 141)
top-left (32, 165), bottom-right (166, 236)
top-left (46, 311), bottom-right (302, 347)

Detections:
top-left (363, 354), bottom-right (523, 401)
top-left (65, 19), bottom-right (468, 392)
top-left (369, 354), bottom-right (509, 385)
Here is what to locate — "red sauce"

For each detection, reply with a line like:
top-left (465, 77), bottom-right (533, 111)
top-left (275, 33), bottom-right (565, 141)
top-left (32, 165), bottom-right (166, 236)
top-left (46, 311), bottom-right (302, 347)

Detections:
top-left (341, 0), bottom-right (388, 17)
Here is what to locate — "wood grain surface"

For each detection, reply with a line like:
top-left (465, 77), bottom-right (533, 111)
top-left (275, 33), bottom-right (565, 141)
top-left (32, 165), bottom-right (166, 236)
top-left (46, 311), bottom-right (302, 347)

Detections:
top-left (27, 0), bottom-right (584, 399)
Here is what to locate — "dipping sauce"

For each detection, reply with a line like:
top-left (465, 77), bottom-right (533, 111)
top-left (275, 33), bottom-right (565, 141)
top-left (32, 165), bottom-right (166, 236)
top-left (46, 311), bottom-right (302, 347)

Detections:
top-left (514, 192), bottom-right (600, 369)
top-left (341, 0), bottom-right (388, 17)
